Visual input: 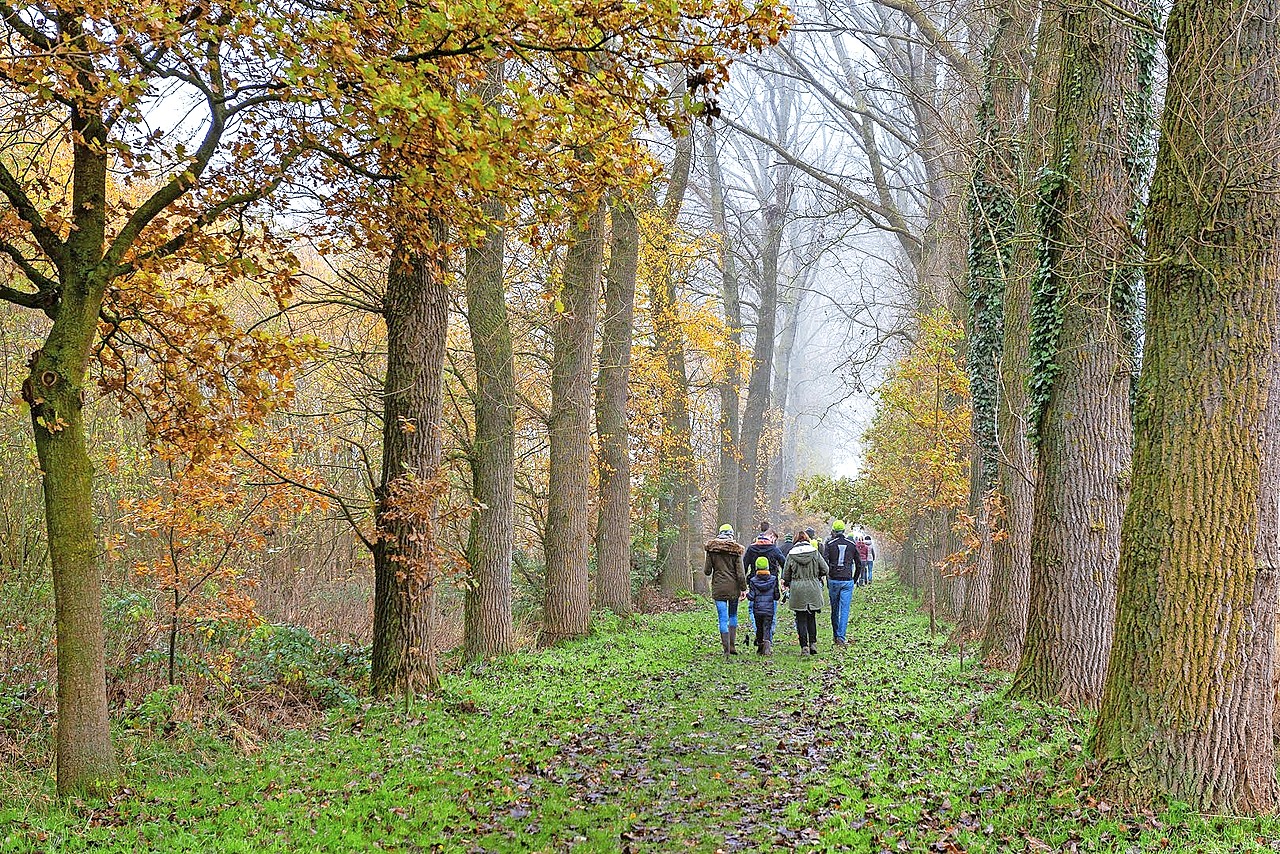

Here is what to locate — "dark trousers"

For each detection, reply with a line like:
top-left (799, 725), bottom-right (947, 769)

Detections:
top-left (796, 611), bottom-right (818, 648)
top-left (754, 613), bottom-right (774, 650)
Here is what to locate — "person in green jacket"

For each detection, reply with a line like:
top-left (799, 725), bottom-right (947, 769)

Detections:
top-left (783, 530), bottom-right (830, 655)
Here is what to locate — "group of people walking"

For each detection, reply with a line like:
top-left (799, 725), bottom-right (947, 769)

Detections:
top-left (702, 521), bottom-right (876, 656)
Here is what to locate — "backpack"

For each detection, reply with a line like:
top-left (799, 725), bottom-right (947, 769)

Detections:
top-left (855, 538), bottom-right (869, 562)
top-left (827, 534), bottom-right (858, 573)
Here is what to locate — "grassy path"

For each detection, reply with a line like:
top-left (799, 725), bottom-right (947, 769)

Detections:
top-left (4, 580), bottom-right (1279, 852)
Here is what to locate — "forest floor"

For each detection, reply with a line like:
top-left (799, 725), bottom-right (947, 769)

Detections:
top-left (4, 580), bottom-right (1280, 853)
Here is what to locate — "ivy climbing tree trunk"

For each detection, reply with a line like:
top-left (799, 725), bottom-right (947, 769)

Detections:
top-left (705, 128), bottom-right (742, 530)
top-left (542, 202), bottom-right (606, 644)
top-left (372, 226), bottom-right (449, 697)
top-left (595, 198), bottom-right (639, 615)
top-left (462, 189), bottom-right (516, 662)
top-left (1091, 0), bottom-right (1280, 812)
top-left (1009, 0), bottom-right (1156, 707)
top-left (981, 0), bottom-right (1048, 670)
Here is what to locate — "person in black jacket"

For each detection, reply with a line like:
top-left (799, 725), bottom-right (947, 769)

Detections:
top-left (824, 520), bottom-right (865, 649)
top-left (743, 533), bottom-right (786, 643)
top-left (747, 557), bottom-right (780, 655)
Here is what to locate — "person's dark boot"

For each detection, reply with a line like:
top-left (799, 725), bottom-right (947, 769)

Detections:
top-left (728, 626), bottom-right (739, 654)
top-left (763, 641), bottom-right (773, 656)
top-left (720, 632), bottom-right (731, 657)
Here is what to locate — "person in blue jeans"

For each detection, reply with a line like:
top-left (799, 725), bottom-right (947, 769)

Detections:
top-left (823, 520), bottom-right (865, 649)
top-left (704, 524), bottom-right (748, 656)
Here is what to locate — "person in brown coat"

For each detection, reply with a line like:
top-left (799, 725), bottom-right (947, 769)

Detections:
top-left (704, 523), bottom-right (748, 656)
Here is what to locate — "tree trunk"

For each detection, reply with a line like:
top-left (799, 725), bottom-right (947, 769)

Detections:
top-left (737, 180), bottom-right (790, 532)
top-left (463, 196), bottom-right (516, 662)
top-left (961, 5), bottom-right (1024, 652)
top-left (595, 199), bottom-right (639, 615)
top-left (956, 447), bottom-right (993, 644)
top-left (24, 105), bottom-right (119, 795)
top-left (372, 228), bottom-right (449, 697)
top-left (542, 202), bottom-right (606, 644)
top-left (653, 125), bottom-right (697, 595)
top-left (32, 313), bottom-right (118, 795)
top-left (705, 128), bottom-right (742, 530)
top-left (1009, 0), bottom-right (1155, 707)
top-left (982, 0), bottom-right (1050, 670)
top-left (1091, 0), bottom-right (1280, 812)
top-left (768, 282), bottom-right (803, 513)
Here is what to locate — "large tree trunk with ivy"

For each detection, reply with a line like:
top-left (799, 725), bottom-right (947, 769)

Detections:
top-left (595, 199), bottom-right (639, 615)
top-left (961, 17), bottom-right (1015, 645)
top-left (736, 180), bottom-right (790, 533)
top-left (462, 197), bottom-right (516, 662)
top-left (1091, 0), bottom-right (1280, 812)
top-left (372, 228), bottom-right (449, 697)
top-left (705, 130), bottom-right (742, 531)
top-left (981, 0), bottom-right (1049, 670)
top-left (653, 127), bottom-right (697, 594)
top-left (1009, 0), bottom-right (1156, 707)
top-left (542, 203), bottom-right (606, 644)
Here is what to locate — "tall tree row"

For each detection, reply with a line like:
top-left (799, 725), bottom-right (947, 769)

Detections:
top-left (1009, 0), bottom-right (1156, 706)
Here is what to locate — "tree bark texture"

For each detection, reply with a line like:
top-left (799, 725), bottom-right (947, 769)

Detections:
top-left (768, 283), bottom-right (803, 513)
top-left (1010, 0), bottom-right (1154, 707)
top-left (982, 0), bottom-right (1049, 670)
top-left (653, 127), bottom-right (697, 595)
top-left (1091, 0), bottom-right (1280, 813)
top-left (462, 65), bottom-right (516, 662)
top-left (20, 104), bottom-right (120, 795)
top-left (463, 199), bottom-right (516, 662)
top-left (736, 180), bottom-right (790, 533)
top-left (595, 199), bottom-right (639, 615)
top-left (705, 129), bottom-right (742, 530)
top-left (542, 203), bottom-right (606, 644)
top-left (33, 302), bottom-right (118, 795)
top-left (372, 228), bottom-right (449, 697)
top-left (956, 447), bottom-right (993, 643)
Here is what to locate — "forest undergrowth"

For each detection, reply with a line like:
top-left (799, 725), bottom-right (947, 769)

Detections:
top-left (3, 579), bottom-right (1278, 853)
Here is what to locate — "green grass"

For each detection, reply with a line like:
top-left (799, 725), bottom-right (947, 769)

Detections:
top-left (4, 579), bottom-right (1280, 852)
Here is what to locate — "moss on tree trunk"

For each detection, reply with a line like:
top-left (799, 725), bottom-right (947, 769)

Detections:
top-left (1091, 0), bottom-right (1280, 812)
